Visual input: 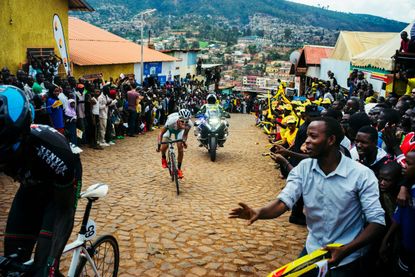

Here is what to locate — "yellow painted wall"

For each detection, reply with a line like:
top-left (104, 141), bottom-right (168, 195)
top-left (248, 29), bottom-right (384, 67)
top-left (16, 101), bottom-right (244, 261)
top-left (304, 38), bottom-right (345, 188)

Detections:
top-left (0, 0), bottom-right (69, 74)
top-left (73, 64), bottom-right (135, 82)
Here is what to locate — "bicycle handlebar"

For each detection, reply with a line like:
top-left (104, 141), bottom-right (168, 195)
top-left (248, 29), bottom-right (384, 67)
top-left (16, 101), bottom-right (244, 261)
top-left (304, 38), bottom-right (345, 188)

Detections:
top-left (160, 139), bottom-right (183, 144)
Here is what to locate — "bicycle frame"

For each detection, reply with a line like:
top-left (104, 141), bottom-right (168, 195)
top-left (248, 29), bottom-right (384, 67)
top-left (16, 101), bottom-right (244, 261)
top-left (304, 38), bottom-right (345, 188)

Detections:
top-left (64, 239), bottom-right (99, 277)
top-left (161, 139), bottom-right (183, 195)
top-left (66, 197), bottom-right (100, 277)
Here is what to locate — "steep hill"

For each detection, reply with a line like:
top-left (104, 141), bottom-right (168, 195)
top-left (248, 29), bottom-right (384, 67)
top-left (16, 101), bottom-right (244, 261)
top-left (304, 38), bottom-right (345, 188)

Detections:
top-left (84, 0), bottom-right (406, 32)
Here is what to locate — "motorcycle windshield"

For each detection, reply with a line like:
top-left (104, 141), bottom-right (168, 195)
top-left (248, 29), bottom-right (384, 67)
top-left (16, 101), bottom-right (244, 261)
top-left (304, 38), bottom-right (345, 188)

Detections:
top-left (206, 108), bottom-right (220, 119)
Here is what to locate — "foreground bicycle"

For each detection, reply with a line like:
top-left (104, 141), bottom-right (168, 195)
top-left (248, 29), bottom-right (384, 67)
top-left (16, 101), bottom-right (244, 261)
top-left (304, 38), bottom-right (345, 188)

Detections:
top-left (0, 183), bottom-right (120, 277)
top-left (267, 243), bottom-right (342, 277)
top-left (160, 138), bottom-right (183, 195)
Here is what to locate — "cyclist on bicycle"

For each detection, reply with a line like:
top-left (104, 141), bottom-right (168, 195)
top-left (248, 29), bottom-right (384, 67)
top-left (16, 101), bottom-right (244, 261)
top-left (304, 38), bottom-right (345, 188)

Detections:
top-left (157, 108), bottom-right (193, 178)
top-left (0, 85), bottom-right (82, 276)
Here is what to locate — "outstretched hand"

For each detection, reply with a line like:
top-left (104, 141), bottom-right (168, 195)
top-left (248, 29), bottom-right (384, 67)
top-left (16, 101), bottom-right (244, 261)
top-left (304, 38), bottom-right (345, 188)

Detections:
top-left (270, 153), bottom-right (287, 164)
top-left (229, 203), bottom-right (259, 225)
top-left (271, 144), bottom-right (289, 156)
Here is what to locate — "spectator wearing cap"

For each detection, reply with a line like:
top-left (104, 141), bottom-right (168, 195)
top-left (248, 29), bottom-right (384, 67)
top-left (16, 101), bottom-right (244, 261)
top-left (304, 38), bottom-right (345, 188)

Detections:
top-left (278, 116), bottom-right (298, 148)
top-left (275, 104), bottom-right (293, 139)
top-left (321, 97), bottom-right (332, 109)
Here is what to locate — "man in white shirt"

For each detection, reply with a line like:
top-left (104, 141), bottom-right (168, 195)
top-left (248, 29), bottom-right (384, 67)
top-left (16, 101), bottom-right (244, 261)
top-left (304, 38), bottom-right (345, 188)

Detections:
top-left (230, 117), bottom-right (385, 276)
top-left (97, 89), bottom-right (116, 147)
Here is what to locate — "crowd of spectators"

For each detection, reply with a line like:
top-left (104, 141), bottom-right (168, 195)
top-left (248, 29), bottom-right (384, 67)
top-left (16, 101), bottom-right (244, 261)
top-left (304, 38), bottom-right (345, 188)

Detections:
top-left (0, 63), bottom-right (249, 150)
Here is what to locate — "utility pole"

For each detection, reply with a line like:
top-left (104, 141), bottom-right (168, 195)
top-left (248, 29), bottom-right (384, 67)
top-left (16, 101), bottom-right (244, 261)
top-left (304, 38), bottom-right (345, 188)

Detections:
top-left (135, 9), bottom-right (156, 85)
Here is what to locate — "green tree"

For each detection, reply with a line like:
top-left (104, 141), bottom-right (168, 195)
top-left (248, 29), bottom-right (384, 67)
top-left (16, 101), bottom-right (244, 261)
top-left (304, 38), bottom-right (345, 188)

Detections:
top-left (284, 28), bottom-right (292, 40)
top-left (247, 45), bottom-right (257, 55)
top-left (191, 41), bottom-right (200, 49)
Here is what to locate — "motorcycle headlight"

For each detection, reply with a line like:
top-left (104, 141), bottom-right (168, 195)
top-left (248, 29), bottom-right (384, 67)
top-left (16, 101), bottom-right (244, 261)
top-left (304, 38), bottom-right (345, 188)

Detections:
top-left (209, 118), bottom-right (220, 126)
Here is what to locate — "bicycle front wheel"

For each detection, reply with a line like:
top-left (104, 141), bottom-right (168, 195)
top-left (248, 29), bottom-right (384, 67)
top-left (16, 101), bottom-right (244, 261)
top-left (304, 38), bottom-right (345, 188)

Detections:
top-left (168, 153), bottom-right (174, 181)
top-left (170, 153), bottom-right (180, 195)
top-left (74, 235), bottom-right (119, 277)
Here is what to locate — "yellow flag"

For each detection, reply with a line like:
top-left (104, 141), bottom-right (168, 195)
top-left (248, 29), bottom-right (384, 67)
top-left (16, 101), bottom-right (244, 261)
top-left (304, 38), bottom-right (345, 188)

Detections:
top-left (52, 100), bottom-right (63, 108)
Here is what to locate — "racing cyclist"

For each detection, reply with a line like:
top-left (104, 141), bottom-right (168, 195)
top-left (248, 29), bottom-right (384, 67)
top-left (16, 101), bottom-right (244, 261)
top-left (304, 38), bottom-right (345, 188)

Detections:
top-left (0, 85), bottom-right (82, 276)
top-left (157, 109), bottom-right (193, 178)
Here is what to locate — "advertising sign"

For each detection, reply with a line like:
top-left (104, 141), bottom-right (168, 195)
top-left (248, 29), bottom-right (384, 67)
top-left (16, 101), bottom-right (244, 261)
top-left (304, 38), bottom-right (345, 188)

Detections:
top-left (144, 62), bottom-right (162, 76)
top-left (53, 14), bottom-right (70, 75)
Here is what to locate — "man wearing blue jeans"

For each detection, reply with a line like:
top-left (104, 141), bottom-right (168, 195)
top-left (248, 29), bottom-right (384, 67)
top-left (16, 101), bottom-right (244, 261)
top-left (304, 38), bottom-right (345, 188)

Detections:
top-left (230, 117), bottom-right (385, 276)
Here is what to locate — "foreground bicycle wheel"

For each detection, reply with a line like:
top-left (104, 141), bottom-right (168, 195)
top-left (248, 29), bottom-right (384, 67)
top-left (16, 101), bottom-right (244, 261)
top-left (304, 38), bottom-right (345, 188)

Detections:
top-left (75, 235), bottom-right (119, 277)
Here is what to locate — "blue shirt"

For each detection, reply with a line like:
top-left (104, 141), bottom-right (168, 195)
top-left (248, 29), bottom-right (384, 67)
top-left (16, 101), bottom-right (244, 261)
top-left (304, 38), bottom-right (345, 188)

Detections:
top-left (47, 98), bottom-right (64, 129)
top-left (393, 185), bottom-right (415, 253)
top-left (278, 154), bottom-right (385, 266)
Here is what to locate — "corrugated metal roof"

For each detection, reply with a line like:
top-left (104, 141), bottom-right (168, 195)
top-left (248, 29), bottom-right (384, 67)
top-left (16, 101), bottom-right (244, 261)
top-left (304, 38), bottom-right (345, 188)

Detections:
top-left (69, 0), bottom-right (94, 11)
top-left (69, 17), bottom-right (177, 66)
top-left (303, 45), bottom-right (334, 65)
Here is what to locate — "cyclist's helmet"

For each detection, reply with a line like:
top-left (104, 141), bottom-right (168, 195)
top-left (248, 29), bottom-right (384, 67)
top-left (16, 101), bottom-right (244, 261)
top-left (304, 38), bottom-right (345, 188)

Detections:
top-left (178, 109), bottom-right (191, 120)
top-left (0, 85), bottom-right (33, 151)
top-left (207, 94), bottom-right (217, 104)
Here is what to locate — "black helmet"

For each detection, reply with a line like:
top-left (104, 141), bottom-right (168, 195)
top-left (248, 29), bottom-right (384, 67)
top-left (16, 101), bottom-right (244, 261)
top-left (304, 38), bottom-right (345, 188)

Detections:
top-left (0, 85), bottom-right (33, 150)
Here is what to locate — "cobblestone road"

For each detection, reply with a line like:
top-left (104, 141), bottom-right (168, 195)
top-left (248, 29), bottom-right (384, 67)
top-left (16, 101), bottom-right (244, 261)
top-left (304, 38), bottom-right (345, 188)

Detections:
top-left (0, 113), bottom-right (307, 276)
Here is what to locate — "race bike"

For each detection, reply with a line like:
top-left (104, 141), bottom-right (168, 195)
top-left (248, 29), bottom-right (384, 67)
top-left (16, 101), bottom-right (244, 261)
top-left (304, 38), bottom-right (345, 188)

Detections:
top-left (194, 107), bottom-right (230, 161)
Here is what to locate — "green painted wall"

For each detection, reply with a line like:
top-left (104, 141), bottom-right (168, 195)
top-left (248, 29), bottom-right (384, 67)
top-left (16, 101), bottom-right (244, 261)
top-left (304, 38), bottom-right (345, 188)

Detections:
top-left (73, 64), bottom-right (135, 82)
top-left (0, 0), bottom-right (69, 74)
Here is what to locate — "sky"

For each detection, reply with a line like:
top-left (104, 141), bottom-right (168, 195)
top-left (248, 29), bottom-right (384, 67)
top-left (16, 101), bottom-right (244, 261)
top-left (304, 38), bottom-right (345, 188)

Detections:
top-left (288, 0), bottom-right (415, 23)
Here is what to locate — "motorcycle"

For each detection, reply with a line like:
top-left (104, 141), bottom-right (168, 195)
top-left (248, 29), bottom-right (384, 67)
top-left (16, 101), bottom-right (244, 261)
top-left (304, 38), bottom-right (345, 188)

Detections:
top-left (194, 108), bottom-right (230, 161)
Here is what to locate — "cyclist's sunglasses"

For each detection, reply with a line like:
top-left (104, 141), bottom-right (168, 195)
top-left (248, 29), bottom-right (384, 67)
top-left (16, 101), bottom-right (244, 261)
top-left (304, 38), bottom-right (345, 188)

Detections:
top-left (178, 119), bottom-right (189, 124)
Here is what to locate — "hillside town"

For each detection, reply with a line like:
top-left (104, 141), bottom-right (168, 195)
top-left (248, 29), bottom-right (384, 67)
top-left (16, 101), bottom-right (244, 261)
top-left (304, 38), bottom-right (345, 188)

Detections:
top-left (1, 0), bottom-right (415, 277)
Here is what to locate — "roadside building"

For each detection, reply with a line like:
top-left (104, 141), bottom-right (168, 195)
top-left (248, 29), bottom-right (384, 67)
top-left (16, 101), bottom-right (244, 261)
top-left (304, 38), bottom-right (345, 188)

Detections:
top-left (294, 45), bottom-right (334, 95)
top-left (69, 17), bottom-right (178, 83)
top-left (159, 49), bottom-right (200, 80)
top-left (0, 0), bottom-right (93, 74)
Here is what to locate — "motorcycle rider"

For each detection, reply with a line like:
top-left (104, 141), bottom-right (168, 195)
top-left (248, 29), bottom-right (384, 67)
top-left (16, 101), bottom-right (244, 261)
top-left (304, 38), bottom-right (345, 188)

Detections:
top-left (197, 93), bottom-right (226, 116)
top-left (195, 94), bottom-right (229, 147)
top-left (157, 109), bottom-right (193, 179)
top-left (0, 85), bottom-right (82, 276)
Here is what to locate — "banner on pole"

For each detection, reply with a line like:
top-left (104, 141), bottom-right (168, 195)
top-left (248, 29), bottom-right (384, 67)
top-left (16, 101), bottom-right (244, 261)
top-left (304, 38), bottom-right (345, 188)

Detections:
top-left (53, 14), bottom-right (70, 75)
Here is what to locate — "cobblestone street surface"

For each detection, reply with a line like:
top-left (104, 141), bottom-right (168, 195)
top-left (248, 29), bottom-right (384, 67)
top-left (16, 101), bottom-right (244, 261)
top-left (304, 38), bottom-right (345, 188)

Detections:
top-left (0, 113), bottom-right (306, 276)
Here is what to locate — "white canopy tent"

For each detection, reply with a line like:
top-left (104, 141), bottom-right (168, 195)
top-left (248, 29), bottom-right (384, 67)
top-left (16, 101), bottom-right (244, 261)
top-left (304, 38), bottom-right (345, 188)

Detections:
top-left (351, 22), bottom-right (414, 71)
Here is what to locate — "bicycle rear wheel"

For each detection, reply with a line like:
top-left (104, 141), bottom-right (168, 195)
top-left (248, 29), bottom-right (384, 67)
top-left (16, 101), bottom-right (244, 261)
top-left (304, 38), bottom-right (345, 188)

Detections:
top-left (74, 235), bottom-right (119, 277)
top-left (170, 153), bottom-right (180, 195)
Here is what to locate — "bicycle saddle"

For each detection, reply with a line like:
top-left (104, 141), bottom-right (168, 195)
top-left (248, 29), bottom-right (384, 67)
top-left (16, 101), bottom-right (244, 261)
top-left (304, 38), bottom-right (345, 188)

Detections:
top-left (81, 183), bottom-right (109, 199)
